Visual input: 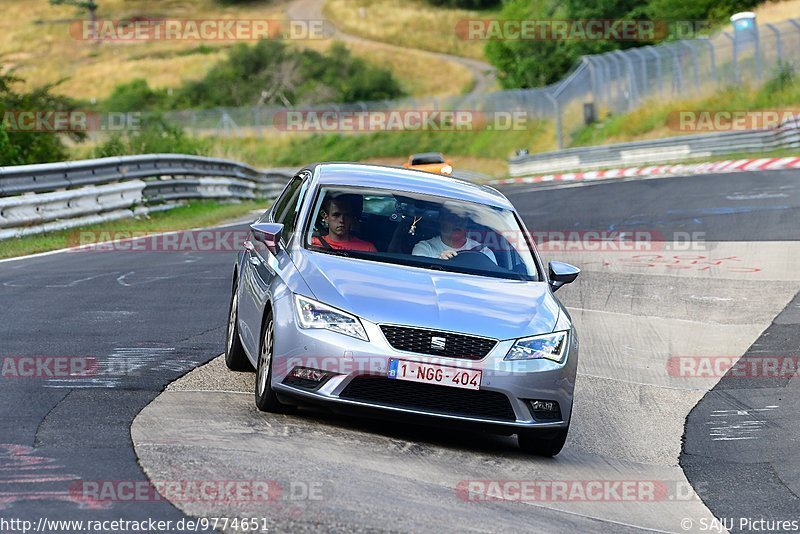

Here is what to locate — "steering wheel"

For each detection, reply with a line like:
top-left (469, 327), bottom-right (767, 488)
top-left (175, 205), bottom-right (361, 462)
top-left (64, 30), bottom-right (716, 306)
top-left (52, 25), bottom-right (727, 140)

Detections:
top-left (455, 249), bottom-right (485, 256)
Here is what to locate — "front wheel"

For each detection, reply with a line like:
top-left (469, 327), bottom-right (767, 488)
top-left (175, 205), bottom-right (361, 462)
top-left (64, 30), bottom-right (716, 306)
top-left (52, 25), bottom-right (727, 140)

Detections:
top-left (255, 311), bottom-right (296, 414)
top-left (225, 288), bottom-right (252, 371)
top-left (517, 427), bottom-right (569, 457)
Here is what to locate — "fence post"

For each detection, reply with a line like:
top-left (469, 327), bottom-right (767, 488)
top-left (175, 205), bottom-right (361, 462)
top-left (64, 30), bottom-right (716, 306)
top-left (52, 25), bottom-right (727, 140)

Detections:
top-left (616, 51), bottom-right (639, 109)
top-left (594, 54), bottom-right (611, 108)
top-left (253, 107), bottom-right (261, 136)
top-left (722, 32), bottom-right (738, 84)
top-left (755, 24), bottom-right (763, 81)
top-left (544, 92), bottom-right (563, 150)
top-left (644, 46), bottom-right (663, 98)
top-left (667, 44), bottom-right (683, 96)
top-left (765, 23), bottom-right (782, 64)
top-left (629, 48), bottom-right (648, 99)
top-left (583, 57), bottom-right (600, 110)
top-left (681, 41), bottom-right (700, 93)
top-left (607, 52), bottom-right (624, 112)
top-left (701, 39), bottom-right (718, 85)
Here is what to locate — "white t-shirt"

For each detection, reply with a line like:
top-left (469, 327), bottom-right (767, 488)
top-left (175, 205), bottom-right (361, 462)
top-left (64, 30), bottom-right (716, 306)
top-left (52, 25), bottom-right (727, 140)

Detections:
top-left (412, 236), bottom-right (497, 263)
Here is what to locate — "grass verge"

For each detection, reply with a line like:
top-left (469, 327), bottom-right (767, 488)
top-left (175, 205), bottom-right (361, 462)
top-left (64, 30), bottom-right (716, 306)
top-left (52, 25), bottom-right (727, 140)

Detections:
top-left (210, 121), bottom-right (554, 177)
top-left (0, 200), bottom-right (267, 260)
top-left (569, 71), bottom-right (800, 147)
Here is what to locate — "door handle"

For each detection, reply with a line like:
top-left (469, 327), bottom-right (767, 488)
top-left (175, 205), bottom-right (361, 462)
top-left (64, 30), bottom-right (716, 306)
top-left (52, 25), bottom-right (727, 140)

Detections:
top-left (248, 256), bottom-right (262, 266)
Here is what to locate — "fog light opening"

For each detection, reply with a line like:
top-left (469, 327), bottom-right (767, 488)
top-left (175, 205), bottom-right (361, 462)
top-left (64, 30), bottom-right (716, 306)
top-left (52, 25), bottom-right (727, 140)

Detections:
top-left (282, 366), bottom-right (332, 389)
top-left (526, 399), bottom-right (562, 421)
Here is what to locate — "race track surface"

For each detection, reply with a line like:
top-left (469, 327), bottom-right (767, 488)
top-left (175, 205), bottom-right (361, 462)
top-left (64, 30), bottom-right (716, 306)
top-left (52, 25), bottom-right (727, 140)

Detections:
top-left (2, 171), bottom-right (799, 532)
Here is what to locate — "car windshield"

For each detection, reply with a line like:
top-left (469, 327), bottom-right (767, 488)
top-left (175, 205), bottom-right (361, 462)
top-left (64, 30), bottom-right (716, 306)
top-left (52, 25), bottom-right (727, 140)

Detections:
top-left (303, 186), bottom-right (540, 281)
top-left (411, 154), bottom-right (445, 165)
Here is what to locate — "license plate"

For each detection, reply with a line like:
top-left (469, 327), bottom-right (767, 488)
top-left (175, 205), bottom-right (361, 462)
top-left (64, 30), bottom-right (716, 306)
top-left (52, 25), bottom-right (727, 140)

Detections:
top-left (388, 359), bottom-right (481, 390)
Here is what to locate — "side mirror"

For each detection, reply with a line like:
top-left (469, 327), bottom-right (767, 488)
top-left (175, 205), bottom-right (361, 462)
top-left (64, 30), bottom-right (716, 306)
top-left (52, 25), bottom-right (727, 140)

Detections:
top-left (250, 222), bottom-right (283, 255)
top-left (548, 261), bottom-right (580, 292)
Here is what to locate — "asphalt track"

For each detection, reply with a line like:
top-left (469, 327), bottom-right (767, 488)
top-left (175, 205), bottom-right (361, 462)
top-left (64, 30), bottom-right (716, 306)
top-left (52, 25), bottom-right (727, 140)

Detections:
top-left (1, 170), bottom-right (799, 532)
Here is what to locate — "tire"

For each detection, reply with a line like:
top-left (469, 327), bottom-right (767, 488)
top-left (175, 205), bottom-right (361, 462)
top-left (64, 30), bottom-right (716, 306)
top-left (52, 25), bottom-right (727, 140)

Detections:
top-left (255, 311), bottom-right (296, 414)
top-left (225, 287), bottom-right (253, 371)
top-left (517, 427), bottom-right (569, 457)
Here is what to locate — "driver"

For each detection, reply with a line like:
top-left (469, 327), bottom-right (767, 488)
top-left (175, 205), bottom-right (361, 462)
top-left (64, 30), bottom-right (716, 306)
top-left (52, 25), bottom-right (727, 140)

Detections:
top-left (412, 203), bottom-right (496, 262)
top-left (311, 193), bottom-right (377, 252)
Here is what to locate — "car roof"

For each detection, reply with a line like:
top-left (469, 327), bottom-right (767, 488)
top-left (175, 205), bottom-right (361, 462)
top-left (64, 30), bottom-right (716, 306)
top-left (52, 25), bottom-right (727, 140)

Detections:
top-left (410, 152), bottom-right (444, 159)
top-left (309, 163), bottom-right (512, 209)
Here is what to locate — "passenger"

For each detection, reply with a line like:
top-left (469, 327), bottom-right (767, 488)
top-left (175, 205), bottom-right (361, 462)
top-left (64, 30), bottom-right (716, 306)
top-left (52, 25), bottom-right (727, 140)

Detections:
top-left (312, 193), bottom-right (377, 252)
top-left (412, 203), bottom-right (496, 262)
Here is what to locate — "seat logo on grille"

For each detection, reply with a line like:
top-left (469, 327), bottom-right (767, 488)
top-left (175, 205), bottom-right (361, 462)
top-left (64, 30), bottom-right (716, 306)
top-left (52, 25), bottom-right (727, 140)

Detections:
top-left (430, 336), bottom-right (447, 351)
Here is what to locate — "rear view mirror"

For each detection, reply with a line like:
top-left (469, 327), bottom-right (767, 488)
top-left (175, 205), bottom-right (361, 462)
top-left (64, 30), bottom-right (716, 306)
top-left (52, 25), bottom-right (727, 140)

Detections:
top-left (250, 223), bottom-right (283, 254)
top-left (548, 261), bottom-right (580, 292)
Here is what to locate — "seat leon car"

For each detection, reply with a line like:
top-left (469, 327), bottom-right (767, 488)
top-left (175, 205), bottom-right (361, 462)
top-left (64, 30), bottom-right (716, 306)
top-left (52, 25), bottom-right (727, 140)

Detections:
top-left (225, 163), bottom-right (580, 456)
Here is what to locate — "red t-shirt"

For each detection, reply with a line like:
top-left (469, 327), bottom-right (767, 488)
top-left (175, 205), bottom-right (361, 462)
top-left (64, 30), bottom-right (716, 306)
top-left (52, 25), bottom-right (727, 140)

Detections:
top-left (312, 236), bottom-right (377, 252)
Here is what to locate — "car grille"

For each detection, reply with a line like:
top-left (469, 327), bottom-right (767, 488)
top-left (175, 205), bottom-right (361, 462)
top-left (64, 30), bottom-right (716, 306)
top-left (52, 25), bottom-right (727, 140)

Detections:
top-left (380, 325), bottom-right (496, 360)
top-left (340, 377), bottom-right (516, 422)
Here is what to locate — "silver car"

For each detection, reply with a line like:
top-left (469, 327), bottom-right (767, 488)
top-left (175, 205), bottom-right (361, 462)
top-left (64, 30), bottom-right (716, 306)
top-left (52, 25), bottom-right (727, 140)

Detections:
top-left (225, 163), bottom-right (580, 456)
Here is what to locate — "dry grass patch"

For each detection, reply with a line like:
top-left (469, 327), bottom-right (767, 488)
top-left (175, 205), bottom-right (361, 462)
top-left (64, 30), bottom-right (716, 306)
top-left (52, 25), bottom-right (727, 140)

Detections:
top-left (323, 0), bottom-right (492, 61)
top-left (0, 0), bottom-right (468, 101)
top-left (753, 0), bottom-right (800, 24)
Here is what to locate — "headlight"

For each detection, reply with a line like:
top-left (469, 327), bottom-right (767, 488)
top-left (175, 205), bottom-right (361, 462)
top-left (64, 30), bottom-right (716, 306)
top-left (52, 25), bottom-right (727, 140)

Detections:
top-left (294, 295), bottom-right (368, 341)
top-left (504, 331), bottom-right (568, 362)
top-left (440, 165), bottom-right (453, 174)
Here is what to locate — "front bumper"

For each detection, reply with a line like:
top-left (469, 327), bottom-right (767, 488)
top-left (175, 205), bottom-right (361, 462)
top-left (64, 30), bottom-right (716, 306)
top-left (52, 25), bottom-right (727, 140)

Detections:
top-left (270, 295), bottom-right (578, 431)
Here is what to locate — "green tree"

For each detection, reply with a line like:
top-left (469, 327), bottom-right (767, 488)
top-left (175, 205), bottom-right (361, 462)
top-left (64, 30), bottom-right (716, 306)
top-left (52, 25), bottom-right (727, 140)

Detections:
top-left (485, 0), bottom-right (579, 88)
top-left (0, 74), bottom-right (86, 165)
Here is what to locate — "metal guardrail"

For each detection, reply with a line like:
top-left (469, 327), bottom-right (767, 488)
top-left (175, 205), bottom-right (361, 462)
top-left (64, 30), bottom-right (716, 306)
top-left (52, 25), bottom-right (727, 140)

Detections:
top-left (509, 115), bottom-right (800, 176)
top-left (0, 154), bottom-right (295, 240)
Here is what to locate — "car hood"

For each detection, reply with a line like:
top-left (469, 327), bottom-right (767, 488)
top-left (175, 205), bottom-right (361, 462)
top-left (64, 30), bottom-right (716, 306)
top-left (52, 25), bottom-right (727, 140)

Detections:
top-left (292, 250), bottom-right (561, 341)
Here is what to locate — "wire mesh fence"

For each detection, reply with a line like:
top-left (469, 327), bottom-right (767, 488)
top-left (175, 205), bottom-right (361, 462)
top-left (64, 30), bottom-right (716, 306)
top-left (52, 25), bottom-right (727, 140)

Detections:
top-left (160, 17), bottom-right (800, 150)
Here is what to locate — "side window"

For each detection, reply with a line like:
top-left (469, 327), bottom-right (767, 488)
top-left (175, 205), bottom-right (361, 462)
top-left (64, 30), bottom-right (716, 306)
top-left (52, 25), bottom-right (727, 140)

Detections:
top-left (272, 173), bottom-right (308, 242)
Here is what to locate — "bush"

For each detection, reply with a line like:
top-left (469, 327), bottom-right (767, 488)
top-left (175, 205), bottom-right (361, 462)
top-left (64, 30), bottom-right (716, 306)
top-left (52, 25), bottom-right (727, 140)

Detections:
top-left (101, 79), bottom-right (170, 112)
top-left (105, 40), bottom-right (406, 111)
top-left (93, 115), bottom-right (210, 157)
